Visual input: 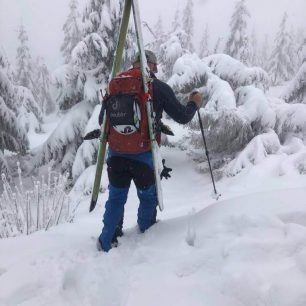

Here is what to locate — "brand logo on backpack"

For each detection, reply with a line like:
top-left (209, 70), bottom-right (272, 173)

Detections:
top-left (112, 99), bottom-right (120, 111)
top-left (106, 94), bottom-right (141, 135)
top-left (105, 68), bottom-right (153, 154)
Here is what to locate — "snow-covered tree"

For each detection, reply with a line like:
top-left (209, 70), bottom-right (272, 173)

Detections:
top-left (154, 15), bottom-right (164, 46)
top-left (166, 53), bottom-right (277, 175)
top-left (287, 27), bottom-right (299, 74)
top-left (15, 24), bottom-right (44, 125)
top-left (268, 13), bottom-right (296, 85)
top-left (61, 0), bottom-right (83, 64)
top-left (298, 36), bottom-right (306, 64)
top-left (15, 85), bottom-right (44, 133)
top-left (0, 73), bottom-right (29, 154)
top-left (172, 8), bottom-right (180, 33)
top-left (158, 8), bottom-right (191, 80)
top-left (199, 24), bottom-right (210, 58)
top-left (239, 36), bottom-right (251, 66)
top-left (32, 101), bottom-right (94, 174)
top-left (258, 34), bottom-right (270, 71)
top-left (0, 50), bottom-right (15, 82)
top-left (34, 57), bottom-right (55, 114)
top-left (15, 24), bottom-right (34, 89)
top-left (282, 61), bottom-right (306, 104)
top-left (159, 31), bottom-right (190, 80)
top-left (145, 15), bottom-right (167, 59)
top-left (165, 51), bottom-right (306, 177)
top-left (35, 0), bottom-right (134, 180)
top-left (249, 29), bottom-right (259, 66)
top-left (203, 54), bottom-right (270, 92)
top-left (225, 0), bottom-right (251, 65)
top-left (213, 37), bottom-right (224, 54)
top-left (82, 0), bottom-right (103, 35)
top-left (182, 0), bottom-right (194, 52)
top-left (53, 61), bottom-right (85, 111)
top-left (0, 50), bottom-right (29, 175)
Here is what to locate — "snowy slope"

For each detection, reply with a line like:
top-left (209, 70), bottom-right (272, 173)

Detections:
top-left (1, 136), bottom-right (306, 305)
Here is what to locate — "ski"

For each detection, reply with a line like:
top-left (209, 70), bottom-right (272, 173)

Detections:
top-left (89, 0), bottom-right (132, 212)
top-left (131, 0), bottom-right (164, 211)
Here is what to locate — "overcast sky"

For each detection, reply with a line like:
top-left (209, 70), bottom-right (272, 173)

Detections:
top-left (0, 0), bottom-right (305, 71)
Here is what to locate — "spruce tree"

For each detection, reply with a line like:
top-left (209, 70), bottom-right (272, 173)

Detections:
top-left (225, 0), bottom-right (251, 64)
top-left (35, 0), bottom-right (134, 178)
top-left (250, 29), bottom-right (259, 66)
top-left (240, 36), bottom-right (250, 66)
top-left (298, 36), bottom-right (306, 63)
top-left (259, 34), bottom-right (270, 71)
top-left (15, 24), bottom-right (34, 89)
top-left (159, 7), bottom-right (190, 80)
top-left (82, 0), bottom-right (103, 35)
top-left (182, 0), bottom-right (194, 52)
top-left (268, 13), bottom-right (296, 85)
top-left (152, 15), bottom-right (166, 54)
top-left (15, 24), bottom-right (44, 118)
top-left (35, 57), bottom-right (55, 114)
top-left (172, 8), bottom-right (180, 33)
top-left (0, 50), bottom-right (29, 156)
top-left (283, 61), bottom-right (306, 104)
top-left (144, 16), bottom-right (167, 67)
top-left (61, 0), bottom-right (82, 64)
top-left (199, 24), bottom-right (210, 58)
top-left (14, 25), bottom-right (44, 132)
top-left (213, 37), bottom-right (223, 54)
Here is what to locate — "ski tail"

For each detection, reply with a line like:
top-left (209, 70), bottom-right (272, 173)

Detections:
top-left (132, 0), bottom-right (164, 211)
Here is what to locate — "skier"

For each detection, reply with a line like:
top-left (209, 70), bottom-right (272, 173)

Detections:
top-left (97, 50), bottom-right (203, 252)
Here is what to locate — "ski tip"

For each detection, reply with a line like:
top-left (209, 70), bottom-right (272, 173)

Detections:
top-left (89, 200), bottom-right (97, 213)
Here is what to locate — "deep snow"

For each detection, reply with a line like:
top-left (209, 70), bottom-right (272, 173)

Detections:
top-left (1, 110), bottom-right (306, 306)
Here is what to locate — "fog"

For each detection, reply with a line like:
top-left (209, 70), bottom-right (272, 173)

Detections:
top-left (0, 0), bottom-right (305, 71)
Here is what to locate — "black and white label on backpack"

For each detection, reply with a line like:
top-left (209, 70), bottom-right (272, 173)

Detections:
top-left (106, 94), bottom-right (141, 135)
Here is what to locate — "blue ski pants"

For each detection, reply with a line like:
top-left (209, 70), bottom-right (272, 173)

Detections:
top-left (99, 150), bottom-right (157, 251)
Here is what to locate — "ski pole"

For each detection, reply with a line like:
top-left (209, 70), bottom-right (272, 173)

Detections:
top-left (197, 109), bottom-right (221, 200)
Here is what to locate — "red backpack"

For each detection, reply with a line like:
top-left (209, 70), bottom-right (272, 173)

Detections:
top-left (105, 68), bottom-right (156, 154)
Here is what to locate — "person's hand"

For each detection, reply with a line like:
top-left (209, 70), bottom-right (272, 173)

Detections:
top-left (189, 91), bottom-right (203, 108)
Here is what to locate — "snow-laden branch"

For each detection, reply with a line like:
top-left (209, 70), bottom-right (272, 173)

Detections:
top-left (273, 100), bottom-right (306, 142)
top-left (203, 54), bottom-right (270, 92)
top-left (32, 101), bottom-right (94, 173)
top-left (236, 86), bottom-right (275, 131)
top-left (282, 62), bottom-right (306, 104)
top-left (168, 53), bottom-right (236, 110)
top-left (0, 96), bottom-right (29, 154)
top-left (225, 130), bottom-right (281, 175)
top-left (72, 105), bottom-right (100, 181)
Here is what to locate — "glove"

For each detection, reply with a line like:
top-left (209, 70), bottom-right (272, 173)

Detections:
top-left (160, 159), bottom-right (172, 180)
top-left (189, 91), bottom-right (203, 108)
top-left (83, 129), bottom-right (101, 140)
top-left (160, 122), bottom-right (175, 136)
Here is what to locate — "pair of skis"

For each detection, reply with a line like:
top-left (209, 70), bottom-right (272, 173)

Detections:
top-left (89, 0), bottom-right (164, 213)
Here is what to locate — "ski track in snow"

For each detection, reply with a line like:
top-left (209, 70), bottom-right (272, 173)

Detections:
top-left (1, 144), bottom-right (306, 305)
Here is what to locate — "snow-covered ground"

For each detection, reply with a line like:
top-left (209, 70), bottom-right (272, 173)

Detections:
top-left (1, 113), bottom-right (306, 306)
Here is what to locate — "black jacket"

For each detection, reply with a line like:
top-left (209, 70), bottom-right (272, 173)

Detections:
top-left (152, 78), bottom-right (197, 124)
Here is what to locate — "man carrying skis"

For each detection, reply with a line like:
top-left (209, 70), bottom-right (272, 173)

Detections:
top-left (97, 50), bottom-right (202, 252)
